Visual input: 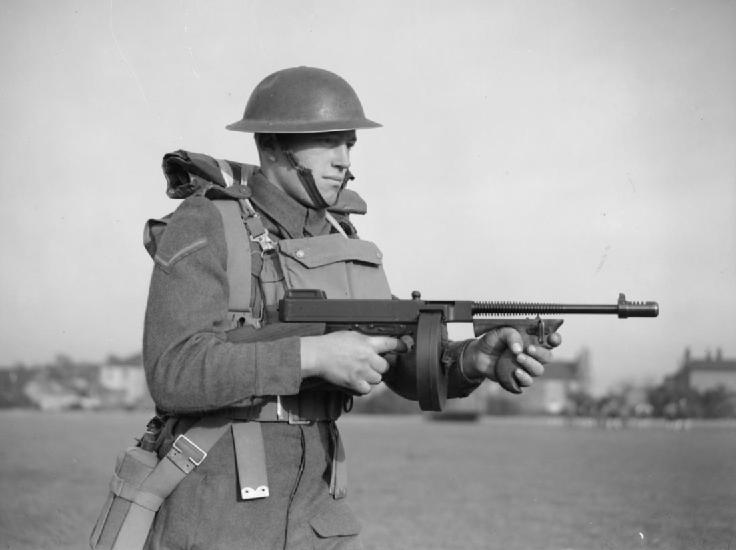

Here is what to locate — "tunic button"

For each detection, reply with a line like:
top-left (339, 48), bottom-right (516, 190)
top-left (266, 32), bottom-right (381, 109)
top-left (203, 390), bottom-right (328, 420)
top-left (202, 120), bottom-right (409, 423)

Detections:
top-left (296, 250), bottom-right (305, 259)
top-left (376, 252), bottom-right (382, 259)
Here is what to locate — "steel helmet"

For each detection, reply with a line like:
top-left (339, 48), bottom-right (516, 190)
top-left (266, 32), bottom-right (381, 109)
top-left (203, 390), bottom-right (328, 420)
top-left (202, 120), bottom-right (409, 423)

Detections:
top-left (226, 66), bottom-right (381, 133)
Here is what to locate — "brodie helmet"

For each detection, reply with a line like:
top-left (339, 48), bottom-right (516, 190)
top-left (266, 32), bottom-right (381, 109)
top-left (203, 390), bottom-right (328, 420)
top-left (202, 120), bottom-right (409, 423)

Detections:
top-left (226, 67), bottom-right (381, 208)
top-left (226, 66), bottom-right (381, 133)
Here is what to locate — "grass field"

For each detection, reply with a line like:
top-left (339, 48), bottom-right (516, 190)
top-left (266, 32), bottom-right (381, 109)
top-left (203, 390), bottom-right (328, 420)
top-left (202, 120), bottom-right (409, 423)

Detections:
top-left (1, 411), bottom-right (734, 550)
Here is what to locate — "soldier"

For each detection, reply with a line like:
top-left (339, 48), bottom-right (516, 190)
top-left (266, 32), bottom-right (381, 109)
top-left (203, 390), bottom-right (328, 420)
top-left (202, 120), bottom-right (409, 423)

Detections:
top-left (142, 66), bottom-right (561, 550)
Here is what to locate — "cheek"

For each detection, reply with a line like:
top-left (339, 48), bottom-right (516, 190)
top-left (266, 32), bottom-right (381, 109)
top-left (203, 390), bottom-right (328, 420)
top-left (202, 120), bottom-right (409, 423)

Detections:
top-left (292, 149), bottom-right (327, 172)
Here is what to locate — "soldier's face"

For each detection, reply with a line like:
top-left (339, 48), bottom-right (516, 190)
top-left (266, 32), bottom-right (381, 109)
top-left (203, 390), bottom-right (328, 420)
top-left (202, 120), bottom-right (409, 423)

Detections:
top-left (272, 130), bottom-right (357, 207)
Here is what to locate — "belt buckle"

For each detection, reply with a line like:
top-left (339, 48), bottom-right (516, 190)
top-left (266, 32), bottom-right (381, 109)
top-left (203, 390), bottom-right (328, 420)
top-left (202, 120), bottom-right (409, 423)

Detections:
top-left (172, 434), bottom-right (207, 467)
top-left (276, 395), bottom-right (312, 425)
top-left (167, 433), bottom-right (208, 473)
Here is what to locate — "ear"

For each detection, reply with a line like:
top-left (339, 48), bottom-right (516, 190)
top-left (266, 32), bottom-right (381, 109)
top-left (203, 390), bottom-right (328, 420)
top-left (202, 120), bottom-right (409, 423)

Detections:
top-left (255, 133), bottom-right (280, 163)
top-left (255, 133), bottom-right (278, 153)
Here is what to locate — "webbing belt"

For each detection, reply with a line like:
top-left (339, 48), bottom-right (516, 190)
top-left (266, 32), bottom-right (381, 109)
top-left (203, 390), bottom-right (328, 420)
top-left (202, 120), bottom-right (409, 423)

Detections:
top-left (226, 392), bottom-right (347, 499)
top-left (155, 392), bottom-right (347, 504)
top-left (224, 393), bottom-right (344, 424)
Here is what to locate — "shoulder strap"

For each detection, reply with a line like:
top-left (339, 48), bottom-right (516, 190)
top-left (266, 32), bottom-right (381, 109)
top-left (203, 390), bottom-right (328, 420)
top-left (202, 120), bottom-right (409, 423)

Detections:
top-left (212, 196), bottom-right (277, 329)
top-left (212, 200), bottom-right (252, 318)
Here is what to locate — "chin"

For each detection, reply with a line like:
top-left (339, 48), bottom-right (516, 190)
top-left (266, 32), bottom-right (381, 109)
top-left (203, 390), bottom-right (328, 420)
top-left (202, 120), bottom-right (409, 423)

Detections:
top-left (321, 190), bottom-right (341, 206)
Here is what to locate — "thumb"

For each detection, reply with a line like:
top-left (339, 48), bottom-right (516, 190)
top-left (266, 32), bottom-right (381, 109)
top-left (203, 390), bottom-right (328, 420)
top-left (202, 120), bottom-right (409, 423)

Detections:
top-left (479, 326), bottom-right (524, 357)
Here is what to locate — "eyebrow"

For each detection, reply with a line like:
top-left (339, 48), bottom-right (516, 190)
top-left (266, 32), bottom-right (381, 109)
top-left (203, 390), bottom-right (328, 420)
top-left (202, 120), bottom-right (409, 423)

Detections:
top-left (320, 131), bottom-right (357, 145)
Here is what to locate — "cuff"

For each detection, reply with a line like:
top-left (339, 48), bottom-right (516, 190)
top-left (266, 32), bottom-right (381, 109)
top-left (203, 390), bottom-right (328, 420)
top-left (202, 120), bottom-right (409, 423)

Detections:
top-left (442, 339), bottom-right (484, 397)
top-left (253, 337), bottom-right (302, 395)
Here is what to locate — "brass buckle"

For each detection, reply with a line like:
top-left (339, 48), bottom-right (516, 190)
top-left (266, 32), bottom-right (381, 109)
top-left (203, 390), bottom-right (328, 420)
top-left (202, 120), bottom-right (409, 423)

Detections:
top-left (172, 434), bottom-right (207, 467)
top-left (276, 395), bottom-right (312, 425)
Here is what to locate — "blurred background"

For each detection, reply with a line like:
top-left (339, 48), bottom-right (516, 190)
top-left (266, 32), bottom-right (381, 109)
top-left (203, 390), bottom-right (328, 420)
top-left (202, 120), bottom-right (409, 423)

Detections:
top-left (0, 0), bottom-right (734, 414)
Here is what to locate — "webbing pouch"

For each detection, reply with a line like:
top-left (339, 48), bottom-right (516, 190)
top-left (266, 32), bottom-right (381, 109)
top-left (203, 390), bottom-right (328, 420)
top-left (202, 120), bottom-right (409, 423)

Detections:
top-left (89, 417), bottom-right (230, 550)
top-left (89, 446), bottom-right (160, 550)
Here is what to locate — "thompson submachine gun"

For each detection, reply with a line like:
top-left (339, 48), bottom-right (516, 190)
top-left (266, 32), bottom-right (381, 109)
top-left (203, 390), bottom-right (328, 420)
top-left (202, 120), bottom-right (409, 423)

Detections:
top-left (278, 289), bottom-right (659, 411)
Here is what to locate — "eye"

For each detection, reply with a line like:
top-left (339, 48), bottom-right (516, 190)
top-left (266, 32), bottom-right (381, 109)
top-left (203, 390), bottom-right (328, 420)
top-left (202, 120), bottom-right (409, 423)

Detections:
top-left (319, 137), bottom-right (338, 147)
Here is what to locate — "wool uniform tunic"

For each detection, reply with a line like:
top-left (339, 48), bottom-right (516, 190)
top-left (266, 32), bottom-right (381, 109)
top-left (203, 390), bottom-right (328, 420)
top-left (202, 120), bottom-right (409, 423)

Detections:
top-left (142, 171), bottom-right (481, 550)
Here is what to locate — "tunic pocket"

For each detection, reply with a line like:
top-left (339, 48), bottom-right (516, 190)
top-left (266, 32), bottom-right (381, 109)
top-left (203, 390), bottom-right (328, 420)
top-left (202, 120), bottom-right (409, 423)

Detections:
top-left (309, 499), bottom-right (363, 550)
top-left (277, 234), bottom-right (391, 299)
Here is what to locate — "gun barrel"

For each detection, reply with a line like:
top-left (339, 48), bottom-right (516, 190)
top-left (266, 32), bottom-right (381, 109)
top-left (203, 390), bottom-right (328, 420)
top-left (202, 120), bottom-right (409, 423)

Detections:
top-left (472, 293), bottom-right (658, 318)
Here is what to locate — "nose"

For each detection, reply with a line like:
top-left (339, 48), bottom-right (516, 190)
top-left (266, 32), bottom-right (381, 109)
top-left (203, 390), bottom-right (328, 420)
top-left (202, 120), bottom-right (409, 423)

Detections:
top-left (332, 144), bottom-right (351, 170)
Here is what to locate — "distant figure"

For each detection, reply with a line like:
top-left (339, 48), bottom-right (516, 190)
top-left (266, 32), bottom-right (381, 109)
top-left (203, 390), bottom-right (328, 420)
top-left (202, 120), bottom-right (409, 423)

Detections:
top-left (595, 396), bottom-right (629, 430)
top-left (663, 398), bottom-right (691, 431)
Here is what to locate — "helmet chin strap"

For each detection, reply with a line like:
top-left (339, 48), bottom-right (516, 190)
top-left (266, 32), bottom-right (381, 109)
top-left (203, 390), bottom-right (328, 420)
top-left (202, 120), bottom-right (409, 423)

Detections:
top-left (282, 150), bottom-right (329, 209)
top-left (341, 169), bottom-right (355, 191)
top-left (280, 146), bottom-right (354, 210)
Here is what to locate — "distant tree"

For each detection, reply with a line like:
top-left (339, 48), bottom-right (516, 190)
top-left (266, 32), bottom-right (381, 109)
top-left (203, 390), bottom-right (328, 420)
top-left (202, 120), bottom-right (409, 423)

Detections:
top-left (0, 367), bottom-right (36, 408)
top-left (643, 380), bottom-right (736, 419)
top-left (700, 386), bottom-right (736, 418)
top-left (645, 381), bottom-right (698, 417)
top-left (566, 389), bottom-right (597, 417)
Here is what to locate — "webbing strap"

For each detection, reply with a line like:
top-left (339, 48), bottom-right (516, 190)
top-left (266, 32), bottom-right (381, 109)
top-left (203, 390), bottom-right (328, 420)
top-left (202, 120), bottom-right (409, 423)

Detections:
top-left (109, 473), bottom-right (164, 512)
top-left (325, 211), bottom-right (349, 239)
top-left (138, 417), bottom-right (230, 504)
top-left (215, 158), bottom-right (236, 186)
top-left (328, 421), bottom-right (348, 499)
top-left (232, 423), bottom-right (269, 500)
top-left (212, 200), bottom-right (252, 314)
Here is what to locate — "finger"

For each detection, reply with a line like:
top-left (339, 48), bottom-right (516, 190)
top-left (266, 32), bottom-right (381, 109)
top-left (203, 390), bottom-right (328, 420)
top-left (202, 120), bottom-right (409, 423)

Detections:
top-left (368, 354), bottom-right (390, 375)
top-left (524, 344), bottom-right (553, 364)
top-left (494, 355), bottom-right (522, 394)
top-left (547, 332), bottom-right (563, 348)
top-left (478, 327), bottom-right (523, 356)
top-left (516, 353), bottom-right (545, 377)
top-left (497, 327), bottom-right (524, 355)
top-left (514, 368), bottom-right (534, 387)
top-left (398, 335), bottom-right (414, 353)
top-left (363, 368), bottom-right (383, 386)
top-left (367, 336), bottom-right (406, 354)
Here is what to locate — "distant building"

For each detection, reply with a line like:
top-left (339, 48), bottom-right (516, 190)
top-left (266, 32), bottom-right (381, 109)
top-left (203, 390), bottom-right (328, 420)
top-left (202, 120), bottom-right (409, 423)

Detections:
top-left (23, 376), bottom-right (101, 411)
top-left (99, 353), bottom-right (152, 408)
top-left (488, 348), bottom-right (591, 414)
top-left (671, 348), bottom-right (736, 393)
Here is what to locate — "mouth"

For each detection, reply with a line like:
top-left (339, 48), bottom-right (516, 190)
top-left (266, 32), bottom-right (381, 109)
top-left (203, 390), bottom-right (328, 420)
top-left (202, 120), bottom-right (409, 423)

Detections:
top-left (322, 175), bottom-right (344, 184)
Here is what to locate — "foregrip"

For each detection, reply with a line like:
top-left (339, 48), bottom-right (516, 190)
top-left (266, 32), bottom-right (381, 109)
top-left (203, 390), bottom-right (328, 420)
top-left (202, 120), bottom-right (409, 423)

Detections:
top-left (473, 318), bottom-right (564, 394)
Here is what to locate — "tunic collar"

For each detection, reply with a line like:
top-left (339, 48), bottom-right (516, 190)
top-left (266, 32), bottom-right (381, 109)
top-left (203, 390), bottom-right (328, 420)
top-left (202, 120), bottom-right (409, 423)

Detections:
top-left (247, 171), bottom-right (331, 239)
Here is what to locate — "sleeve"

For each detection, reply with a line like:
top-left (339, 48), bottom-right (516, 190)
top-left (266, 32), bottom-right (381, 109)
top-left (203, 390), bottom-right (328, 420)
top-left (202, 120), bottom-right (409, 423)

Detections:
top-left (382, 336), bottom-right (483, 403)
top-left (142, 196), bottom-right (302, 414)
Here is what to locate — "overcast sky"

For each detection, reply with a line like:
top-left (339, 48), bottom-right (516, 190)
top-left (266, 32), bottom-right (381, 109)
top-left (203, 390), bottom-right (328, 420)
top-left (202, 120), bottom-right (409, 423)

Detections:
top-left (1, 0), bottom-right (734, 394)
